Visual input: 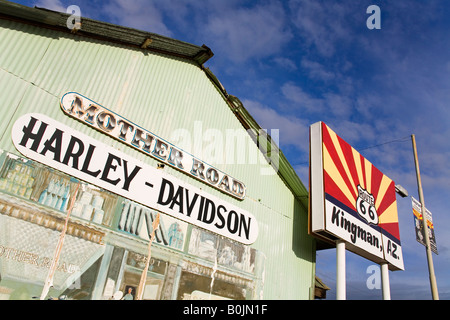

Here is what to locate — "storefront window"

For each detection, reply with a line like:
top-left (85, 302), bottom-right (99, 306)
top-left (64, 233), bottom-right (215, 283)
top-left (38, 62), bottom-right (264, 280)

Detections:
top-left (0, 151), bottom-right (109, 300)
top-left (117, 200), bottom-right (188, 251)
top-left (0, 150), bottom-right (264, 300)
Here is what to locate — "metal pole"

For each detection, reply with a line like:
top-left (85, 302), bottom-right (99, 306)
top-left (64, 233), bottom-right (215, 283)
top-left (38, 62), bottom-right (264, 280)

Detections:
top-left (380, 263), bottom-right (391, 300)
top-left (411, 134), bottom-right (439, 300)
top-left (136, 212), bottom-right (160, 300)
top-left (40, 183), bottom-right (80, 300)
top-left (336, 240), bottom-right (346, 300)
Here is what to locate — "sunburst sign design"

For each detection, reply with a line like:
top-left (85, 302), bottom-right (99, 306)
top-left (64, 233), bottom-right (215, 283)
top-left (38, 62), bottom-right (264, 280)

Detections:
top-left (310, 122), bottom-right (404, 271)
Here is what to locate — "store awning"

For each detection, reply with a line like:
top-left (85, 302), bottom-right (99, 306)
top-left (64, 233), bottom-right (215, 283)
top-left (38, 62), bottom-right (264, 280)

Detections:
top-left (314, 276), bottom-right (330, 299)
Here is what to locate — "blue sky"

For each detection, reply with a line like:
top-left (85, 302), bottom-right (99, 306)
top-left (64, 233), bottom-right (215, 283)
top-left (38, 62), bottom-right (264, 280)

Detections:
top-left (11, 0), bottom-right (450, 299)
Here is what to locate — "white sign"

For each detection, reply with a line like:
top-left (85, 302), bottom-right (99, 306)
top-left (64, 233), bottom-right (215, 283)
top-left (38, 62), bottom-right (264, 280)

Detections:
top-left (325, 199), bottom-right (384, 260)
top-left (310, 122), bottom-right (404, 270)
top-left (411, 196), bottom-right (438, 254)
top-left (60, 92), bottom-right (246, 200)
top-left (12, 113), bottom-right (258, 244)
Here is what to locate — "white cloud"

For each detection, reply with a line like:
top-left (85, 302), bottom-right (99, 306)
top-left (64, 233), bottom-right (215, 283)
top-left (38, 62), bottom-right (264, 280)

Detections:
top-left (326, 120), bottom-right (377, 147)
top-left (355, 94), bottom-right (383, 120)
top-left (203, 2), bottom-right (293, 63)
top-left (280, 82), bottom-right (355, 119)
top-left (281, 82), bottom-right (325, 113)
top-left (301, 58), bottom-right (335, 82)
top-left (242, 99), bottom-right (309, 153)
top-left (289, 0), bottom-right (353, 57)
top-left (324, 92), bottom-right (353, 118)
top-left (102, 0), bottom-right (173, 36)
top-left (35, 0), bottom-right (66, 12)
top-left (95, 0), bottom-right (293, 64)
top-left (273, 57), bottom-right (297, 71)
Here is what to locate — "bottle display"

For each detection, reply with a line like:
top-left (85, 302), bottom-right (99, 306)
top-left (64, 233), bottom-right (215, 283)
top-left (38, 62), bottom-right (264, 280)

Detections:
top-left (0, 160), bottom-right (35, 199)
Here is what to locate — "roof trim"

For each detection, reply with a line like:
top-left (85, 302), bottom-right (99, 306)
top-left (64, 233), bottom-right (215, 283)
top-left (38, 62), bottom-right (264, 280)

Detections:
top-left (222, 92), bottom-right (309, 209)
top-left (0, 1), bottom-right (214, 65)
top-left (0, 1), bottom-right (309, 209)
top-left (200, 69), bottom-right (309, 209)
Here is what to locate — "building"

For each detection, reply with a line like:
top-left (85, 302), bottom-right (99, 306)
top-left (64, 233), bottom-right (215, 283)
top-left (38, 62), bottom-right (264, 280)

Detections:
top-left (0, 1), bottom-right (316, 300)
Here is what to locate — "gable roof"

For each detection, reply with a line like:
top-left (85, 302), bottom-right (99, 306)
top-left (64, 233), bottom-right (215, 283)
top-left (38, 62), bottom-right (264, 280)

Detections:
top-left (0, 1), bottom-right (214, 65)
top-left (0, 1), bottom-right (308, 209)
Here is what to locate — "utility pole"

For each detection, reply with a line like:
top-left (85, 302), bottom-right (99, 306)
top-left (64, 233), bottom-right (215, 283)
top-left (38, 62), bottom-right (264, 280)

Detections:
top-left (411, 134), bottom-right (439, 300)
top-left (40, 183), bottom-right (80, 300)
top-left (136, 212), bottom-right (160, 300)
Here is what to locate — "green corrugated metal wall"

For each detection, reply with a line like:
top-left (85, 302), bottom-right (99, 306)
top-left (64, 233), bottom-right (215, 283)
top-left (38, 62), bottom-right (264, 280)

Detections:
top-left (0, 18), bottom-right (315, 299)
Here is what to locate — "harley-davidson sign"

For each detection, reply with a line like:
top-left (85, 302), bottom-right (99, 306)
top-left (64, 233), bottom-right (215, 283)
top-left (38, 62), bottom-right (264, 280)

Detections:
top-left (12, 113), bottom-right (258, 244)
top-left (60, 92), bottom-right (246, 200)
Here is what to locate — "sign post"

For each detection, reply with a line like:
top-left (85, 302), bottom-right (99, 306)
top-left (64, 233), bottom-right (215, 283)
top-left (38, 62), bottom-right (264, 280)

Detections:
top-left (136, 212), bottom-right (160, 300)
top-left (40, 182), bottom-right (80, 300)
top-left (411, 134), bottom-right (439, 300)
top-left (381, 263), bottom-right (390, 300)
top-left (336, 240), bottom-right (346, 300)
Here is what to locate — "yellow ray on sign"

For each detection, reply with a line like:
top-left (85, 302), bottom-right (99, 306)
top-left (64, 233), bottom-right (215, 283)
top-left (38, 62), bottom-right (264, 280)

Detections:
top-left (323, 143), bottom-right (356, 205)
top-left (327, 128), bottom-right (357, 195)
top-left (378, 200), bottom-right (399, 224)
top-left (375, 174), bottom-right (392, 210)
top-left (352, 147), bottom-right (365, 190)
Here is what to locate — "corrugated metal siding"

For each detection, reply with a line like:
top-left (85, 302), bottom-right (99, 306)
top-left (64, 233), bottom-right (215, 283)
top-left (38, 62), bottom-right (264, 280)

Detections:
top-left (0, 69), bottom-right (29, 143)
top-left (0, 20), bottom-right (54, 80)
top-left (0, 19), bottom-right (315, 299)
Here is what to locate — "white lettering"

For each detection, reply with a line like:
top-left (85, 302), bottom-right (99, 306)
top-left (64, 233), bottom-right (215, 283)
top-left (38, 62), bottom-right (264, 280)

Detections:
top-left (66, 5), bottom-right (81, 31)
top-left (60, 93), bottom-right (247, 199)
top-left (366, 5), bottom-right (381, 30)
top-left (366, 265), bottom-right (381, 289)
top-left (12, 113), bottom-right (258, 244)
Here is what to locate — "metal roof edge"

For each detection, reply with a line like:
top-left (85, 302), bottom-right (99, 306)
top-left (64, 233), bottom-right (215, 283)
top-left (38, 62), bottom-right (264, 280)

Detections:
top-left (315, 275), bottom-right (331, 291)
top-left (201, 66), bottom-right (309, 209)
top-left (0, 1), bottom-right (214, 65)
top-left (226, 94), bottom-right (309, 210)
top-left (0, 0), bottom-right (309, 210)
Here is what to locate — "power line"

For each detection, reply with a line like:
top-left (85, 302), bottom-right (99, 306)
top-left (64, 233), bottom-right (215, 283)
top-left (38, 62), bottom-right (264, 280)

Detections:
top-left (294, 136), bottom-right (411, 166)
top-left (358, 136), bottom-right (411, 152)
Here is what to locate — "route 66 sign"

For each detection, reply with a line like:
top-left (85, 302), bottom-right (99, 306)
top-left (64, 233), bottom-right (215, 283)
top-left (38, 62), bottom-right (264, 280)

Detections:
top-left (310, 122), bottom-right (404, 271)
top-left (356, 185), bottom-right (378, 225)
